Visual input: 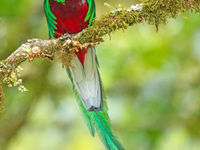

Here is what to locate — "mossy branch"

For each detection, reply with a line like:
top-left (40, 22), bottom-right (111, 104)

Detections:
top-left (0, 0), bottom-right (199, 108)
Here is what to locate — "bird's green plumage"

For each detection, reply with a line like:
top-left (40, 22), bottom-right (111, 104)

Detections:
top-left (44, 0), bottom-right (57, 38)
top-left (55, 0), bottom-right (66, 2)
top-left (93, 111), bottom-right (125, 150)
top-left (85, 0), bottom-right (96, 26)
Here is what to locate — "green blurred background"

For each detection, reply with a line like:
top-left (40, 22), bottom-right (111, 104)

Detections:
top-left (1, 0), bottom-right (200, 150)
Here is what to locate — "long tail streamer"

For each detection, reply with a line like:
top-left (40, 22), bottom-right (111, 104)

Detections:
top-left (66, 54), bottom-right (125, 150)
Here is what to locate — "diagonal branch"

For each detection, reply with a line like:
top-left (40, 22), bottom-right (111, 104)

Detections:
top-left (0, 0), bottom-right (199, 107)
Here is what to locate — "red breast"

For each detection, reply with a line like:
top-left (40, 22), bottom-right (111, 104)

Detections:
top-left (49, 0), bottom-right (89, 37)
top-left (49, 0), bottom-right (90, 65)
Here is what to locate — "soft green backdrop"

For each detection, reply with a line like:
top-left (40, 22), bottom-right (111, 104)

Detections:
top-left (0, 0), bottom-right (200, 150)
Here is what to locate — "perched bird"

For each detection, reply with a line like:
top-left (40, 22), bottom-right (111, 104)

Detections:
top-left (44, 0), bottom-right (124, 149)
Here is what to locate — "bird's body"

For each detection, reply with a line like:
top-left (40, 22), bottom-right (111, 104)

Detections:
top-left (49, 0), bottom-right (89, 35)
top-left (44, 0), bottom-right (124, 149)
top-left (49, 0), bottom-right (90, 65)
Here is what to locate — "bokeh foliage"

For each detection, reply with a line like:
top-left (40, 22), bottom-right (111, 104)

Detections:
top-left (0, 0), bottom-right (200, 150)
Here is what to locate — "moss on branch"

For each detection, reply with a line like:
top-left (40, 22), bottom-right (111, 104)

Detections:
top-left (74, 0), bottom-right (200, 44)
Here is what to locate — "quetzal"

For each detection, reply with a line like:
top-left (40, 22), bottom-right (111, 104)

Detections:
top-left (44, 0), bottom-right (124, 149)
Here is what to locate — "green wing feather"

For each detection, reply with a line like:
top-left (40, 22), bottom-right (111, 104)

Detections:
top-left (85, 0), bottom-right (96, 26)
top-left (44, 0), bottom-right (57, 38)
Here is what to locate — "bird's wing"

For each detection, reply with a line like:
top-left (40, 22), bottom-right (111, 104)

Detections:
top-left (44, 0), bottom-right (57, 38)
top-left (85, 0), bottom-right (96, 26)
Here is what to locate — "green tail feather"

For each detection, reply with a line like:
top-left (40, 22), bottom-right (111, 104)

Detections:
top-left (92, 111), bottom-right (125, 150)
top-left (66, 68), bottom-right (125, 150)
top-left (74, 90), bottom-right (95, 136)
